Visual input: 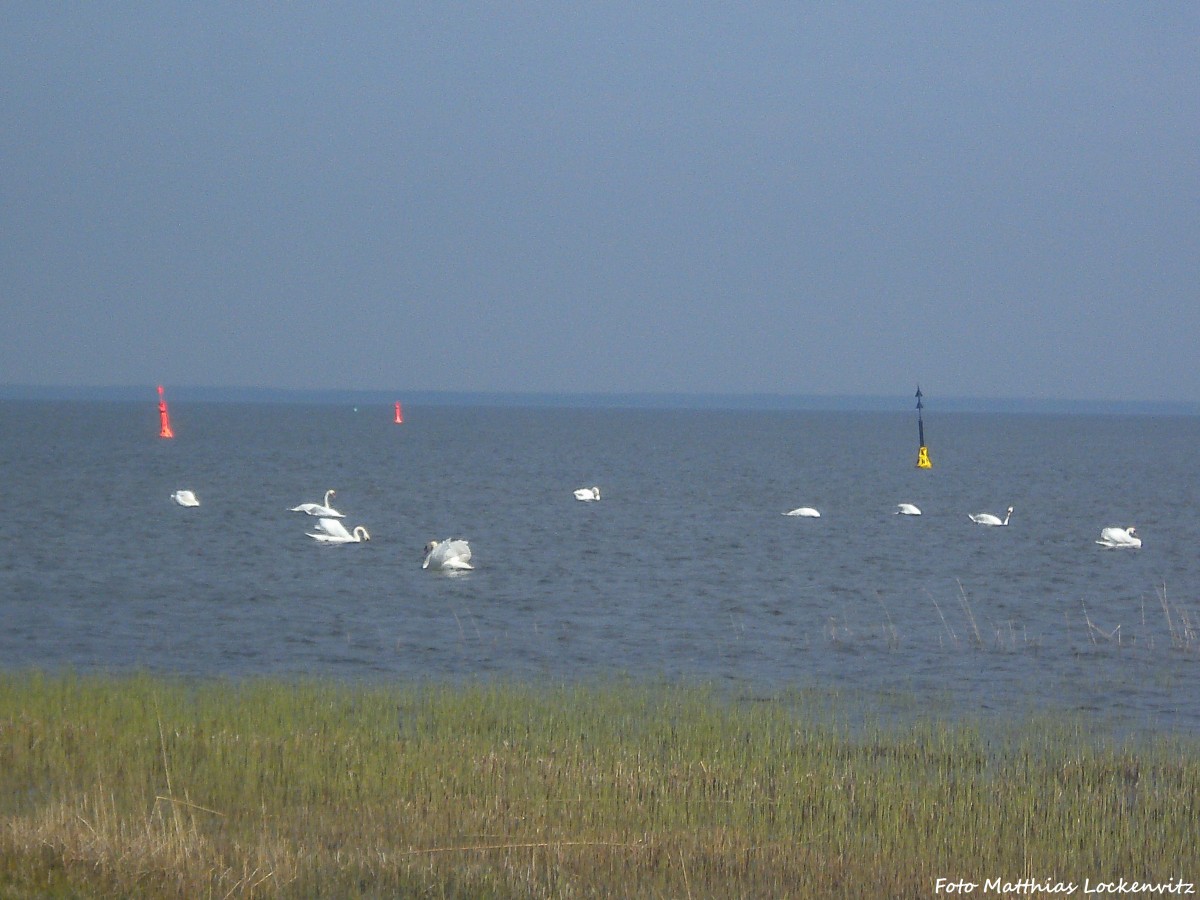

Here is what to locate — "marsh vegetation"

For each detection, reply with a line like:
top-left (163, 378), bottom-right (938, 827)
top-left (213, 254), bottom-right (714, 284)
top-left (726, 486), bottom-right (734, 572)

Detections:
top-left (2, 672), bottom-right (1198, 897)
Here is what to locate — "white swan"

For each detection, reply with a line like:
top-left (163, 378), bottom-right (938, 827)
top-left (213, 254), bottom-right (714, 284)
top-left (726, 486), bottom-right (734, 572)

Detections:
top-left (574, 486), bottom-right (601, 501)
top-left (422, 539), bottom-right (473, 570)
top-left (1097, 526), bottom-right (1141, 549)
top-left (290, 489), bottom-right (344, 518)
top-left (969, 506), bottom-right (1013, 526)
top-left (307, 517), bottom-right (370, 543)
top-left (895, 503), bottom-right (922, 516)
top-left (171, 490), bottom-right (200, 507)
top-left (783, 507), bottom-right (821, 518)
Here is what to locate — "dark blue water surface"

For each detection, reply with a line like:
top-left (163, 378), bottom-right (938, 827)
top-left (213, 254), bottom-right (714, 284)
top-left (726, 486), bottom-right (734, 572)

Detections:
top-left (2, 400), bottom-right (1198, 734)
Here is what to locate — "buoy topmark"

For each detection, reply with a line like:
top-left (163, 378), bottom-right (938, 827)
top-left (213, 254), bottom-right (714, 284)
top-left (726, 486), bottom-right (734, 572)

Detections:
top-left (157, 385), bottom-right (174, 439)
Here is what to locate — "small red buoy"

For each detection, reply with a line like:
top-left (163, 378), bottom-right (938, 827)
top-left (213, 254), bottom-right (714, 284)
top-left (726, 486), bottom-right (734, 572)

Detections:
top-left (157, 385), bottom-right (174, 438)
top-left (394, 401), bottom-right (404, 424)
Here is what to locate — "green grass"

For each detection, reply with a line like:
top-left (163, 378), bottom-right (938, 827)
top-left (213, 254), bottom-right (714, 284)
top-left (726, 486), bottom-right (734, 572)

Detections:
top-left (1, 671), bottom-right (1198, 898)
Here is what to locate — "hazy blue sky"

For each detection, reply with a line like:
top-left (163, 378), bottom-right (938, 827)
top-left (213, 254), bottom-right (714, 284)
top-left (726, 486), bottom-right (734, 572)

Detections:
top-left (3, 4), bottom-right (1197, 403)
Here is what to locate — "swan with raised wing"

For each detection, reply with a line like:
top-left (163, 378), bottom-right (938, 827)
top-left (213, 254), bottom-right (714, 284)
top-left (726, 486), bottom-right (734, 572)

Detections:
top-left (307, 517), bottom-right (370, 543)
top-left (574, 486), bottom-right (601, 501)
top-left (1097, 526), bottom-right (1141, 549)
top-left (422, 539), bottom-right (474, 570)
top-left (969, 506), bottom-right (1013, 526)
top-left (895, 503), bottom-right (922, 516)
top-left (171, 490), bottom-right (200, 507)
top-left (783, 507), bottom-right (821, 518)
top-left (290, 489), bottom-right (344, 518)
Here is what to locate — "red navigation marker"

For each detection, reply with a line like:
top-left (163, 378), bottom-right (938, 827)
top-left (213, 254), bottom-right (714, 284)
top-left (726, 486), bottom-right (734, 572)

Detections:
top-left (158, 385), bottom-right (174, 438)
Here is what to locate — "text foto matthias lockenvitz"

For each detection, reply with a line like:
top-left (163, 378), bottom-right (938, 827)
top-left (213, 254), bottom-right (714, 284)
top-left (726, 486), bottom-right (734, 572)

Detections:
top-left (935, 876), bottom-right (1195, 895)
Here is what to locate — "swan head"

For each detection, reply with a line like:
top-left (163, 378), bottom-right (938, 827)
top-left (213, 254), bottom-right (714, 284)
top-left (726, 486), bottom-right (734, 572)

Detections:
top-left (356, 526), bottom-right (371, 541)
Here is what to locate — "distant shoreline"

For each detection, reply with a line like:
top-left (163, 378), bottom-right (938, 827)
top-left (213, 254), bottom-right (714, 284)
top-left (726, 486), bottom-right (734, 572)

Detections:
top-left (0, 383), bottom-right (1195, 416)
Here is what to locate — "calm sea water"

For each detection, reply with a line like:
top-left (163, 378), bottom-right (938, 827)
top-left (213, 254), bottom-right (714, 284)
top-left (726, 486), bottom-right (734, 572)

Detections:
top-left (2, 400), bottom-right (1198, 734)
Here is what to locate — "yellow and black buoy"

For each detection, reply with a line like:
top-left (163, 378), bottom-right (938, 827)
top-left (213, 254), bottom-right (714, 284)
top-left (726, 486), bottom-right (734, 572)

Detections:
top-left (915, 385), bottom-right (931, 468)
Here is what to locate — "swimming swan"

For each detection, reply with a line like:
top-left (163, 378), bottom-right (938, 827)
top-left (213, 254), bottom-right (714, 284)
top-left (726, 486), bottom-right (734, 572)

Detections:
top-left (574, 486), bottom-right (601, 501)
top-left (171, 490), bottom-right (200, 507)
top-left (783, 507), bottom-right (821, 518)
top-left (1097, 526), bottom-right (1141, 549)
top-left (422, 539), bottom-right (474, 570)
top-left (291, 489), bottom-right (344, 518)
top-left (307, 517), bottom-right (370, 543)
top-left (895, 503), bottom-right (922, 516)
top-left (969, 506), bottom-right (1013, 526)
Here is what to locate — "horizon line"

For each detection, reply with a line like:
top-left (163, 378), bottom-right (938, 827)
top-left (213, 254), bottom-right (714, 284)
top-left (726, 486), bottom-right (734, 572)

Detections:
top-left (0, 383), bottom-right (1196, 415)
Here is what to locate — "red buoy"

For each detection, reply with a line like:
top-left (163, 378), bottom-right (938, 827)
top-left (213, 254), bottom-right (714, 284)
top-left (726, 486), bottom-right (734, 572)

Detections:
top-left (157, 385), bottom-right (174, 438)
top-left (394, 401), bottom-right (404, 424)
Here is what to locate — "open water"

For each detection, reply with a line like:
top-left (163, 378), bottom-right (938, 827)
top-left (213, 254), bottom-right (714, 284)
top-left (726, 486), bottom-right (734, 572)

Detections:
top-left (2, 400), bottom-right (1198, 734)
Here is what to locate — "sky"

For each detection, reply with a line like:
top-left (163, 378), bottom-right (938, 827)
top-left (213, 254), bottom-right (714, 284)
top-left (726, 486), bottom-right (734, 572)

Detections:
top-left (2, 3), bottom-right (1197, 404)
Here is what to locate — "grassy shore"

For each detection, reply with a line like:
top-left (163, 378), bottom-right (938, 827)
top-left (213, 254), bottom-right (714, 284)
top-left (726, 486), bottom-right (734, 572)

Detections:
top-left (2, 672), bottom-right (1198, 898)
